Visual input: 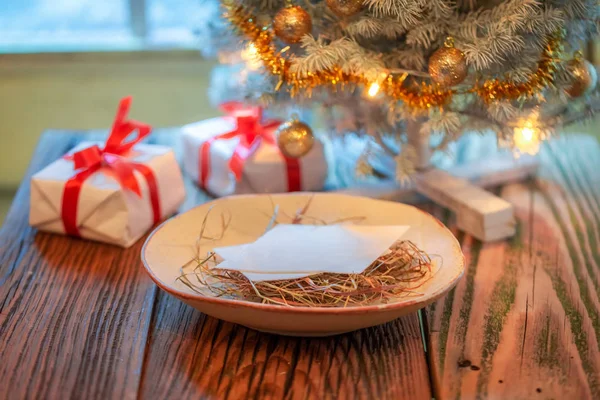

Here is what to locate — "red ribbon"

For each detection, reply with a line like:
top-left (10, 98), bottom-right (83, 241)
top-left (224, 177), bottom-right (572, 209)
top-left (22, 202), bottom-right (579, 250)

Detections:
top-left (61, 96), bottom-right (161, 237)
top-left (199, 102), bottom-right (301, 193)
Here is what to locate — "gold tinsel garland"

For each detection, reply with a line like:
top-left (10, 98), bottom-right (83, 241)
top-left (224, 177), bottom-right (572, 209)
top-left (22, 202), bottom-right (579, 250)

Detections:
top-left (225, 3), bottom-right (563, 112)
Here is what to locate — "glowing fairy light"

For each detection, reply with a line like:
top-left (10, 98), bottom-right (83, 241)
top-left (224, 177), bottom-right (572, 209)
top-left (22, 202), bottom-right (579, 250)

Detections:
top-left (241, 42), bottom-right (262, 70)
top-left (366, 72), bottom-right (391, 98)
top-left (513, 118), bottom-right (543, 156)
top-left (367, 82), bottom-right (381, 97)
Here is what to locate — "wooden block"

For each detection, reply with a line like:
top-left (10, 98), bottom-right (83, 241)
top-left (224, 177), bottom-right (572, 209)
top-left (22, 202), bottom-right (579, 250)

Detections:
top-left (416, 169), bottom-right (514, 227)
top-left (416, 168), bottom-right (515, 241)
top-left (451, 185), bottom-right (514, 231)
top-left (414, 169), bottom-right (470, 211)
top-left (456, 214), bottom-right (516, 242)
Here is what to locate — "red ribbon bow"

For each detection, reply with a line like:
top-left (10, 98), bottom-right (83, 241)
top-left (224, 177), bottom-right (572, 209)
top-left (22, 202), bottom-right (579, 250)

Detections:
top-left (199, 102), bottom-right (301, 192)
top-left (61, 96), bottom-right (161, 237)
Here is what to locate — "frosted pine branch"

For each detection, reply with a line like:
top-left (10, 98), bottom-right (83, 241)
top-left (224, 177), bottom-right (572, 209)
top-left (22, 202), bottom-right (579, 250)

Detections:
top-left (289, 36), bottom-right (358, 76)
top-left (462, 29), bottom-right (527, 69)
top-left (424, 0), bottom-right (454, 20)
top-left (346, 17), bottom-right (409, 39)
top-left (524, 7), bottom-right (564, 35)
top-left (420, 111), bottom-right (462, 136)
top-left (487, 101), bottom-right (519, 123)
top-left (406, 22), bottom-right (446, 48)
top-left (201, 0), bottom-right (600, 164)
top-left (365, 0), bottom-right (422, 24)
top-left (383, 49), bottom-right (427, 70)
top-left (346, 17), bottom-right (385, 39)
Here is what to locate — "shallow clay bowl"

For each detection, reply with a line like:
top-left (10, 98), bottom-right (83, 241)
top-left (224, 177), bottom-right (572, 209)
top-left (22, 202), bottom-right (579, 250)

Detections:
top-left (142, 193), bottom-right (464, 336)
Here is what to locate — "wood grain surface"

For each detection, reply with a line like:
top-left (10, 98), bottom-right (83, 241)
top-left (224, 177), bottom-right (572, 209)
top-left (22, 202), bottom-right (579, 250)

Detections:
top-left (426, 136), bottom-right (600, 399)
top-left (0, 130), bottom-right (430, 400)
top-left (0, 132), bottom-right (158, 399)
top-left (139, 292), bottom-right (430, 400)
top-left (0, 129), bottom-right (598, 399)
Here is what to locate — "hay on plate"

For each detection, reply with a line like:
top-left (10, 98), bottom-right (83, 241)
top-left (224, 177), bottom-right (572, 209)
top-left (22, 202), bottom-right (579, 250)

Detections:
top-left (177, 197), bottom-right (436, 308)
top-left (180, 240), bottom-right (434, 308)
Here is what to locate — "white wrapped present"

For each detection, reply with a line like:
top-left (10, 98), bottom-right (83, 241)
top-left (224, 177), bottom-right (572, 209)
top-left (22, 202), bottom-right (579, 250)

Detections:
top-left (182, 103), bottom-right (327, 197)
top-left (29, 97), bottom-right (185, 247)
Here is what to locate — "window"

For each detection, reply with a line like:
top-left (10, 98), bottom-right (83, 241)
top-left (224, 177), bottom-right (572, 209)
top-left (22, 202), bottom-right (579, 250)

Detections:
top-left (148, 0), bottom-right (204, 45)
top-left (0, 0), bottom-right (204, 53)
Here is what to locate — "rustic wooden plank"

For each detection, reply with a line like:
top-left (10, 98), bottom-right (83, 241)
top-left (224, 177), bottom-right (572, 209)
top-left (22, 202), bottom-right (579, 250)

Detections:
top-left (0, 131), bottom-right (162, 399)
top-left (139, 291), bottom-right (431, 400)
top-left (426, 135), bottom-right (600, 399)
top-left (7, 127), bottom-right (597, 399)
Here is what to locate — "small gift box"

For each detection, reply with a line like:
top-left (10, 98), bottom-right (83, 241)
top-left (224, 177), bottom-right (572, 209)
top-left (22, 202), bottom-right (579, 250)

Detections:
top-left (29, 97), bottom-right (185, 247)
top-left (182, 102), bottom-right (327, 197)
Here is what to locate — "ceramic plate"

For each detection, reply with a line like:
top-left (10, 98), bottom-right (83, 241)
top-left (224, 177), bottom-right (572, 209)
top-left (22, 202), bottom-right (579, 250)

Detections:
top-left (141, 193), bottom-right (464, 336)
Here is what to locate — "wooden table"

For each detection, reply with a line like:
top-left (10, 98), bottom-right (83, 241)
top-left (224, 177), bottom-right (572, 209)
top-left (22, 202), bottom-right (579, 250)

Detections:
top-left (1, 130), bottom-right (599, 400)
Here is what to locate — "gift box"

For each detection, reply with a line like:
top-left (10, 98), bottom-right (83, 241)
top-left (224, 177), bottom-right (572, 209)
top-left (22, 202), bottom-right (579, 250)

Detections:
top-left (29, 97), bottom-right (185, 247)
top-left (182, 102), bottom-right (327, 197)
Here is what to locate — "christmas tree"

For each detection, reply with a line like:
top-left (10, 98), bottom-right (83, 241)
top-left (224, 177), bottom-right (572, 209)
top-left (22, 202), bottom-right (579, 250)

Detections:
top-left (197, 0), bottom-right (599, 177)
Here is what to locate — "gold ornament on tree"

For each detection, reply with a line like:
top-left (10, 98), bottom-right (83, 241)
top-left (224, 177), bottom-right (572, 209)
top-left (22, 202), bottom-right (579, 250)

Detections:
top-left (428, 37), bottom-right (468, 87)
top-left (565, 52), bottom-right (597, 98)
top-left (326, 0), bottom-right (363, 17)
top-left (276, 118), bottom-right (315, 158)
top-left (273, 4), bottom-right (312, 44)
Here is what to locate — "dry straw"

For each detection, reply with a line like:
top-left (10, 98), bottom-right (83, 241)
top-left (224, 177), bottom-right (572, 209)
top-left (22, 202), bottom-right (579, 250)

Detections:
top-left (178, 197), bottom-right (436, 308)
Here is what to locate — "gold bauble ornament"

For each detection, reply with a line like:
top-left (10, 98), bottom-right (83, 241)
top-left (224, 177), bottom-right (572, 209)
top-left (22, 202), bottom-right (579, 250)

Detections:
top-left (276, 119), bottom-right (315, 158)
top-left (565, 57), bottom-right (597, 98)
top-left (326, 0), bottom-right (363, 17)
top-left (428, 38), bottom-right (468, 87)
top-left (273, 5), bottom-right (312, 44)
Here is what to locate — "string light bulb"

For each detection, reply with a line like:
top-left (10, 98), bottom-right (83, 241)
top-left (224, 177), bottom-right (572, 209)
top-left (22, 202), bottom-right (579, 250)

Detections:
top-left (240, 42), bottom-right (262, 71)
top-left (513, 117), bottom-right (544, 156)
top-left (367, 82), bottom-right (380, 97)
top-left (366, 72), bottom-right (390, 98)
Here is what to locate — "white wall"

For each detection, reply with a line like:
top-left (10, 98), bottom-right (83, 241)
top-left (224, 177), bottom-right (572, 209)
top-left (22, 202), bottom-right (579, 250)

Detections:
top-left (0, 51), bottom-right (219, 188)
